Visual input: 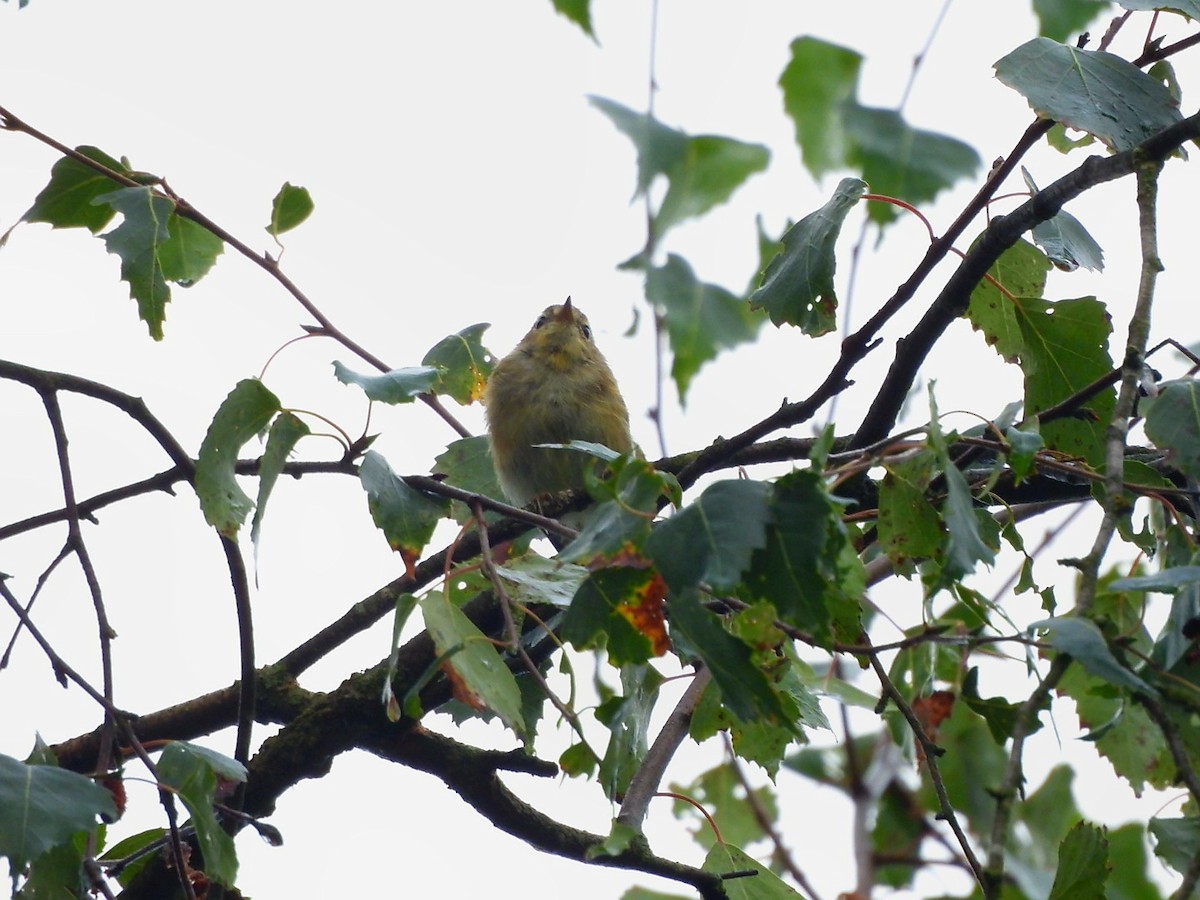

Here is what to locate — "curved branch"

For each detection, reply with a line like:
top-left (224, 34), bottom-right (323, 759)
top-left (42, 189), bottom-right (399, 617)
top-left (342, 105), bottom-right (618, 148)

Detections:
top-left (362, 727), bottom-right (727, 899)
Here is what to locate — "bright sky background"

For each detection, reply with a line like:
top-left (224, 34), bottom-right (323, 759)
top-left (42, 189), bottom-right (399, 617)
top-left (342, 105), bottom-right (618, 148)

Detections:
top-left (2, 1), bottom-right (1197, 897)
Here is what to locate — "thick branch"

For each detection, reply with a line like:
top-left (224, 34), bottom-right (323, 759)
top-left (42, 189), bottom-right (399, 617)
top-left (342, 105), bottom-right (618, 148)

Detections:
top-left (851, 112), bottom-right (1200, 448)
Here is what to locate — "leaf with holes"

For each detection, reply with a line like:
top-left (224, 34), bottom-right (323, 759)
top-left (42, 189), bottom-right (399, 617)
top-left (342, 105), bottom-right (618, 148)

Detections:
top-left (750, 178), bottom-right (866, 333)
top-left (422, 323), bottom-right (495, 405)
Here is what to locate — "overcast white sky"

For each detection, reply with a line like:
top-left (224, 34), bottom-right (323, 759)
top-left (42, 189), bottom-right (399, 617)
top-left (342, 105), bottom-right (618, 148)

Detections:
top-left (2, 2), bottom-right (1197, 897)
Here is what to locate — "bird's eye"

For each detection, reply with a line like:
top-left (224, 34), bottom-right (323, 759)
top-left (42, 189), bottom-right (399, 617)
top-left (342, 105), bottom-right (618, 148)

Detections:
top-left (580, 323), bottom-right (592, 341)
top-left (534, 314), bottom-right (549, 329)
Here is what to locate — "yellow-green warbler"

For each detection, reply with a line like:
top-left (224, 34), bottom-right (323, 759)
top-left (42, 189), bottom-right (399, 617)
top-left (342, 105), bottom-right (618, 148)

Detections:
top-left (484, 298), bottom-right (632, 507)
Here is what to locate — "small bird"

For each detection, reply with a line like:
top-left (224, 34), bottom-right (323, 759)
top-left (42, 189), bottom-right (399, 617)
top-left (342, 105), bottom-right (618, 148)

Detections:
top-left (484, 298), bottom-right (632, 507)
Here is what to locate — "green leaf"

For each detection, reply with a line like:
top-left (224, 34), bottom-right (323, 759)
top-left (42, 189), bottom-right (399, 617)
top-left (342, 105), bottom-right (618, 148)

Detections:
top-left (620, 889), bottom-right (690, 900)
top-left (963, 667), bottom-right (1040, 743)
top-left (1022, 169), bottom-right (1104, 273)
top-left (1017, 766), bottom-right (1082, 870)
top-left (1144, 379), bottom-right (1200, 480)
top-left (1107, 822), bottom-right (1157, 900)
top-left (493, 554), bottom-right (588, 609)
top-left (560, 567), bottom-right (666, 665)
top-left (745, 469), bottom-right (864, 646)
top-left (559, 455), bottom-right (676, 565)
top-left (777, 36), bottom-right (980, 216)
top-left (1119, 0), bottom-right (1200, 20)
top-left (96, 186), bottom-right (176, 339)
top-left (251, 411), bottom-right (310, 556)
top-left (645, 255), bottom-right (762, 403)
top-left (550, 0), bottom-right (595, 40)
top-left (1033, 0), bottom-right (1109, 42)
top-left (1059, 665), bottom-right (1169, 795)
top-left (433, 435), bottom-right (501, 496)
top-left (1035, 616), bottom-right (1158, 697)
top-left (98, 828), bottom-right (167, 888)
top-left (1149, 816), bottom-right (1200, 875)
top-left (927, 387), bottom-right (996, 578)
top-left (645, 479), bottom-right (772, 594)
top-left (749, 177), bottom-right (866, 333)
top-left (157, 214), bottom-right (224, 287)
top-left (333, 360), bottom-right (440, 404)
top-left (995, 38), bottom-right (1183, 152)
top-left (1048, 822), bottom-right (1109, 900)
top-left (590, 96), bottom-right (769, 240)
top-left (876, 449), bottom-right (942, 572)
top-left (382, 593), bottom-right (420, 722)
top-left (656, 135), bottom-right (771, 237)
top-left (703, 842), bottom-right (803, 898)
top-left (419, 593), bottom-right (525, 736)
top-left (21, 831), bottom-right (88, 899)
top-left (0, 753), bottom-right (115, 877)
top-left (1110, 565), bottom-right (1200, 593)
top-left (668, 588), bottom-right (786, 724)
top-left (843, 104), bottom-right (980, 225)
top-left (266, 182), bottom-right (314, 237)
top-left (1032, 207), bottom-right (1105, 274)
top-left (195, 379), bottom-right (281, 538)
top-left (1006, 425), bottom-right (1045, 484)
top-left (1015, 296), bottom-right (1115, 464)
top-left (421, 323), bottom-right (495, 405)
top-left (587, 819), bottom-right (640, 859)
top-left (966, 237), bottom-right (1052, 364)
top-left (22, 146), bottom-right (130, 233)
top-left (358, 450), bottom-right (449, 570)
top-left (157, 742), bottom-right (246, 888)
top-left (596, 665), bottom-right (663, 800)
top-left (778, 37), bottom-right (863, 178)
top-left (432, 435), bottom-right (507, 521)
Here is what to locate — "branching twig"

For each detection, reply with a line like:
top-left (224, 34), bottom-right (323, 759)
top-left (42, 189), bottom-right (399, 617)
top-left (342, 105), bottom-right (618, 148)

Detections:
top-left (41, 390), bottom-right (118, 774)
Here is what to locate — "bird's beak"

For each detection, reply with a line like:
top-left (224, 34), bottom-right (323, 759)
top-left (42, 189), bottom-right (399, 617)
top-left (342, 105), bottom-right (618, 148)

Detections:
top-left (556, 297), bottom-right (575, 322)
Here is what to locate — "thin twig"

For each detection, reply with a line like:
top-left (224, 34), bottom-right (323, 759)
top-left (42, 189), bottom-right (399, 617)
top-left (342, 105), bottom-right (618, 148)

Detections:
top-left (724, 734), bottom-right (822, 900)
top-left (865, 649), bottom-right (985, 886)
top-left (41, 390), bottom-right (118, 774)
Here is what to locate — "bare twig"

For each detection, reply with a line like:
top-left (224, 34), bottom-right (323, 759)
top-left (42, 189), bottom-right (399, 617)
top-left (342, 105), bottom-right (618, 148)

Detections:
top-left (866, 649), bottom-right (985, 885)
top-left (725, 734), bottom-right (822, 900)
